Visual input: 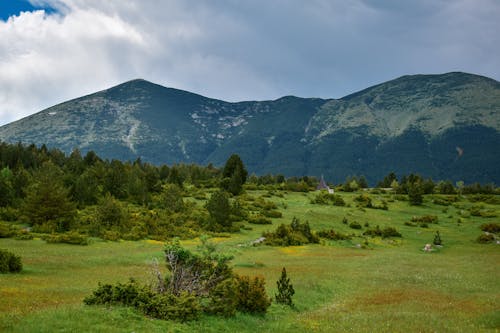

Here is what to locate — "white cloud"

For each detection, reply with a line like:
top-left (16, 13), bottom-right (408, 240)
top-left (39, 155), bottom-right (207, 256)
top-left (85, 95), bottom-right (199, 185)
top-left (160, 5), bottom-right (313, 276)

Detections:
top-left (0, 0), bottom-right (499, 125)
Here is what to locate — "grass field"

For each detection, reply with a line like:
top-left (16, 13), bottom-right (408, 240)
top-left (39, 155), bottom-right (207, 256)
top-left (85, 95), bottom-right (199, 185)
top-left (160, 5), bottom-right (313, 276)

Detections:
top-left (1, 191), bottom-right (499, 332)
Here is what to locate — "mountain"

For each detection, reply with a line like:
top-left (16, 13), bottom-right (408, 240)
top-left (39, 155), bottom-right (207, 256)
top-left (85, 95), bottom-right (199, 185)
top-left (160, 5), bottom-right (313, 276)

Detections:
top-left (1, 72), bottom-right (499, 184)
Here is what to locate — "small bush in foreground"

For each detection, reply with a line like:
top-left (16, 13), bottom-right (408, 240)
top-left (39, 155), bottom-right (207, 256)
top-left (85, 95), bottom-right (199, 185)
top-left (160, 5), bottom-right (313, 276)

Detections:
top-left (0, 248), bottom-right (22, 273)
top-left (235, 275), bottom-right (272, 314)
top-left (85, 237), bottom-right (272, 321)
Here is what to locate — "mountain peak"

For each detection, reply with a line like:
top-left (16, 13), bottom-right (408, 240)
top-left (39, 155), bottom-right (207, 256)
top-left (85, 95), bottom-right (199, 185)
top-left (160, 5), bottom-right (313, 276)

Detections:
top-left (0, 72), bottom-right (498, 184)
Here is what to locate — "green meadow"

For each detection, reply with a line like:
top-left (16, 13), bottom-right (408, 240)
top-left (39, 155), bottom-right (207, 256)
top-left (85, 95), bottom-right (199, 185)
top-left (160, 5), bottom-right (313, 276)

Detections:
top-left (1, 191), bottom-right (499, 332)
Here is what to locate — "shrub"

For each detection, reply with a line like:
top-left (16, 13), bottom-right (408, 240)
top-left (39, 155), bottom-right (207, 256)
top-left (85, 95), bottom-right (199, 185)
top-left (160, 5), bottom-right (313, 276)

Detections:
top-left (263, 217), bottom-right (319, 246)
top-left (433, 231), bottom-right (442, 245)
top-left (381, 227), bottom-right (402, 238)
top-left (261, 210), bottom-right (282, 218)
top-left (235, 275), bottom-right (271, 314)
top-left (84, 279), bottom-right (201, 322)
top-left (317, 229), bottom-right (351, 240)
top-left (0, 222), bottom-right (17, 238)
top-left (0, 249), bottom-right (23, 273)
top-left (411, 215), bottom-right (438, 224)
top-left (480, 223), bottom-right (500, 234)
top-left (353, 194), bottom-right (372, 208)
top-left (248, 215), bottom-right (272, 225)
top-left (102, 230), bottom-right (121, 241)
top-left (349, 221), bottom-right (362, 229)
top-left (143, 292), bottom-right (201, 322)
top-left (205, 279), bottom-right (238, 317)
top-left (275, 267), bottom-right (295, 306)
top-left (477, 233), bottom-right (495, 244)
top-left (364, 226), bottom-right (402, 238)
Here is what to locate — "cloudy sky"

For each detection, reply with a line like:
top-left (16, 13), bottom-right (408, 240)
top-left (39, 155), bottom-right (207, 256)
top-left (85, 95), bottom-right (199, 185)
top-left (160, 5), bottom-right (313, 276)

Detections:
top-left (0, 0), bottom-right (499, 125)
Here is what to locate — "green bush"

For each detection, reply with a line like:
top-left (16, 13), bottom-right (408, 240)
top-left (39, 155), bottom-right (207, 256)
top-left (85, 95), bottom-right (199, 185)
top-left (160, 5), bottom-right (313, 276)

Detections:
top-left (363, 226), bottom-right (402, 238)
top-left (477, 233), bottom-right (495, 244)
top-left (0, 248), bottom-right (22, 273)
top-left (248, 215), bottom-right (272, 225)
top-left (411, 215), bottom-right (438, 224)
top-left (205, 279), bottom-right (238, 317)
top-left (235, 275), bottom-right (272, 314)
top-left (263, 217), bottom-right (319, 246)
top-left (353, 194), bottom-right (372, 208)
top-left (310, 192), bottom-right (345, 206)
top-left (317, 229), bottom-right (351, 240)
top-left (143, 292), bottom-right (201, 322)
top-left (349, 221), bottom-right (362, 229)
top-left (480, 223), bottom-right (500, 234)
top-left (261, 209), bottom-right (282, 218)
top-left (84, 279), bottom-right (201, 322)
top-left (0, 222), bottom-right (17, 238)
top-left (433, 231), bottom-right (442, 245)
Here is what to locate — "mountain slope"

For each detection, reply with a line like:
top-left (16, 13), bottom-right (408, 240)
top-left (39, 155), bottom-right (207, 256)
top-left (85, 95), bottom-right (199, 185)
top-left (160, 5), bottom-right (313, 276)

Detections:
top-left (0, 72), bottom-right (499, 184)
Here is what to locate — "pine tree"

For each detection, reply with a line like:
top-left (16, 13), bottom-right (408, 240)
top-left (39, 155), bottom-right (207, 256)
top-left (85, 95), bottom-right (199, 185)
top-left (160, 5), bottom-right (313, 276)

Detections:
top-left (433, 231), bottom-right (442, 246)
top-left (275, 267), bottom-right (295, 306)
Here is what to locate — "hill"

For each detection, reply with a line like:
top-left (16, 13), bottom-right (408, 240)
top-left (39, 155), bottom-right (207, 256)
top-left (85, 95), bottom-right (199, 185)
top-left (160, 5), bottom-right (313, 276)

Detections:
top-left (0, 72), bottom-right (499, 184)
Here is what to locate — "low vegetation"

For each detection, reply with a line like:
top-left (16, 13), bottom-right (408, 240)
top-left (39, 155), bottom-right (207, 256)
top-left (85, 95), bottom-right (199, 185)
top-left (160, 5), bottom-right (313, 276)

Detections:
top-left (0, 248), bottom-right (22, 273)
top-left (0, 142), bottom-right (499, 332)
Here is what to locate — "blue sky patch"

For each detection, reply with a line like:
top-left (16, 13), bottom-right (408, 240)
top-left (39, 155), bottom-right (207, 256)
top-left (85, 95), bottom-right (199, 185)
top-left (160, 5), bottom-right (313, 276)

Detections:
top-left (0, 0), bottom-right (57, 21)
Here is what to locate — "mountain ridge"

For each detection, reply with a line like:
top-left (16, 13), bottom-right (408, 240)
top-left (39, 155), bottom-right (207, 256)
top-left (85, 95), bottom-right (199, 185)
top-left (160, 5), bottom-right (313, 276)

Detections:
top-left (1, 72), bottom-right (499, 184)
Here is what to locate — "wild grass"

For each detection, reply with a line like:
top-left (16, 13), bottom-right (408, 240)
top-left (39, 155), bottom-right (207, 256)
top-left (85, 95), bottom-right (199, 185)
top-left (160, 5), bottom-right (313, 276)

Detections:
top-left (1, 191), bottom-right (499, 332)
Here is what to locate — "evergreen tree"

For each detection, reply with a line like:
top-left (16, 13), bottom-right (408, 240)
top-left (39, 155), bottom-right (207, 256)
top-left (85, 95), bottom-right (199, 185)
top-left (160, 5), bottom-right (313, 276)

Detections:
top-left (408, 182), bottom-right (424, 205)
top-left (0, 167), bottom-right (14, 207)
top-left (275, 267), bottom-right (295, 306)
top-left (433, 231), bottom-right (442, 246)
top-left (221, 154), bottom-right (247, 195)
top-left (205, 190), bottom-right (231, 229)
top-left (22, 162), bottom-right (76, 232)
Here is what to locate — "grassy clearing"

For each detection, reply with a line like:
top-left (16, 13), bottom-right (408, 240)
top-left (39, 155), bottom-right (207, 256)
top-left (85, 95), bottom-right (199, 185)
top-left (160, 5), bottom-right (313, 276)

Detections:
top-left (1, 191), bottom-right (499, 332)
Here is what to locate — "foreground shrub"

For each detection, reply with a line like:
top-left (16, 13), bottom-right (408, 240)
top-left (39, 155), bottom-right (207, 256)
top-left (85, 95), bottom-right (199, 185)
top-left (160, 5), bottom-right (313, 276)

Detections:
top-left (85, 237), bottom-right (273, 321)
top-left (0, 248), bottom-right (22, 273)
top-left (235, 275), bottom-right (272, 314)
top-left (84, 279), bottom-right (201, 322)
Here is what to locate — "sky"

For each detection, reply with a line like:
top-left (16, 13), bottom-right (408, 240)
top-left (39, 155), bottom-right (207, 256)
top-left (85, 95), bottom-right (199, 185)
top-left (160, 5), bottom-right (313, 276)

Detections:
top-left (0, 0), bottom-right (499, 126)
